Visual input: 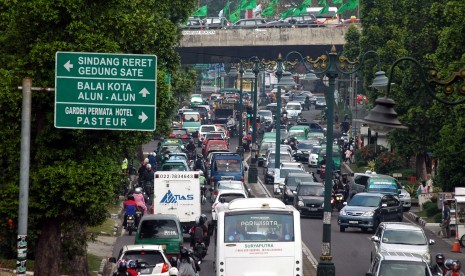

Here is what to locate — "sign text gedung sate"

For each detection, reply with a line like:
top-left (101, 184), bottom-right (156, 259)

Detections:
top-left (55, 52), bottom-right (157, 131)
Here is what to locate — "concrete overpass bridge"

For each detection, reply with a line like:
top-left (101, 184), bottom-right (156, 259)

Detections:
top-left (177, 27), bottom-right (349, 64)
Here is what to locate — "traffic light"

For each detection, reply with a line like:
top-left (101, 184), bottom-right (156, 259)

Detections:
top-left (246, 106), bottom-right (253, 118)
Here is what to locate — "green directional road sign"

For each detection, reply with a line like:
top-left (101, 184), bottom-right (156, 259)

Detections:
top-left (55, 52), bottom-right (157, 131)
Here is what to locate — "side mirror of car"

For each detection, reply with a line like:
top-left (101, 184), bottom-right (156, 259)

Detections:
top-left (343, 202), bottom-right (347, 206)
top-left (429, 239), bottom-right (436, 245)
top-left (371, 236), bottom-right (380, 243)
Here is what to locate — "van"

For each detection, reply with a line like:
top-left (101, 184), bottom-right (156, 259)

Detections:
top-left (366, 175), bottom-right (399, 195)
top-left (210, 153), bottom-right (244, 189)
top-left (135, 214), bottom-right (183, 258)
top-left (181, 111), bottom-right (201, 137)
top-left (306, 7), bottom-right (339, 25)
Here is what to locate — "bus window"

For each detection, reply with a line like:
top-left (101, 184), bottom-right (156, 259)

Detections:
top-left (224, 213), bottom-right (294, 242)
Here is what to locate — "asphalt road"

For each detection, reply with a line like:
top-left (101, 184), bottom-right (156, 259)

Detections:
top-left (111, 101), bottom-right (465, 275)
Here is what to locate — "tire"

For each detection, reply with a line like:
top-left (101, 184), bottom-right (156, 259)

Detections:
top-left (460, 235), bottom-right (465, 247)
top-left (128, 227), bottom-right (133, 236)
top-left (361, 228), bottom-right (369, 233)
top-left (403, 207), bottom-right (411, 212)
top-left (339, 226), bottom-right (346, 232)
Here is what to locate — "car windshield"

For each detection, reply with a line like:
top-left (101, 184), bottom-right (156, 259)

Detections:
top-left (269, 153), bottom-right (292, 162)
top-left (201, 126), bottom-right (216, 132)
top-left (184, 114), bottom-right (200, 121)
top-left (218, 182), bottom-right (243, 190)
top-left (161, 145), bottom-right (181, 153)
top-left (280, 169), bottom-right (303, 178)
top-left (218, 193), bottom-right (245, 203)
top-left (287, 105), bottom-right (301, 110)
top-left (215, 159), bottom-right (241, 172)
top-left (368, 185), bottom-right (397, 194)
top-left (289, 130), bottom-right (305, 137)
top-left (298, 186), bottom-right (324, 196)
top-left (172, 129), bottom-right (187, 135)
top-left (382, 229), bottom-right (427, 245)
top-left (206, 133), bottom-right (223, 139)
top-left (138, 219), bottom-right (179, 239)
top-left (122, 250), bottom-right (165, 266)
top-left (169, 155), bottom-right (186, 160)
top-left (379, 261), bottom-right (429, 276)
top-left (162, 164), bottom-right (187, 171)
top-left (297, 143), bottom-right (313, 149)
top-left (311, 148), bottom-right (322, 154)
top-left (260, 142), bottom-right (275, 150)
top-left (348, 195), bottom-right (381, 207)
top-left (258, 110), bottom-right (272, 116)
top-left (287, 176), bottom-right (314, 187)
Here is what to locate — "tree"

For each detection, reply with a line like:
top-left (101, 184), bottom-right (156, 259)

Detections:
top-left (0, 0), bottom-right (197, 274)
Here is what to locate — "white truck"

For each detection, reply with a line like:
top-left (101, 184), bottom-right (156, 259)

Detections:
top-left (153, 171), bottom-right (201, 233)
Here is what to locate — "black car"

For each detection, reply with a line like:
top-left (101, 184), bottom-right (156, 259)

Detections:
top-left (293, 182), bottom-right (325, 218)
top-left (296, 121), bottom-right (325, 134)
top-left (293, 141), bottom-right (313, 163)
top-left (230, 18), bottom-right (269, 29)
top-left (283, 172), bottom-right (317, 204)
top-left (264, 160), bottom-right (276, 184)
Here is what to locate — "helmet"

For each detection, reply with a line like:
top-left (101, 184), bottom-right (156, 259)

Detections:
top-left (451, 260), bottom-right (461, 271)
top-left (117, 260), bottom-right (127, 272)
top-left (195, 216), bottom-right (200, 224)
top-left (180, 247), bottom-right (190, 257)
top-left (200, 214), bottom-right (207, 224)
top-left (189, 138), bottom-right (194, 143)
top-left (135, 187), bottom-right (142, 194)
top-left (127, 259), bottom-right (137, 269)
top-left (435, 253), bottom-right (445, 265)
top-left (198, 170), bottom-right (204, 176)
top-left (146, 164), bottom-right (152, 170)
top-left (144, 158), bottom-right (149, 164)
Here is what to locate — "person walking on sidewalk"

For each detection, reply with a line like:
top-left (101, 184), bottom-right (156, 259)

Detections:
top-left (442, 201), bottom-right (451, 238)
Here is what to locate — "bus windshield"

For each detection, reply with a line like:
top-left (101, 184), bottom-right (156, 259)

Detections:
top-left (224, 212), bottom-right (294, 243)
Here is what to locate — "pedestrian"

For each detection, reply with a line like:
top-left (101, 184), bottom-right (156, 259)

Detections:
top-left (442, 201), bottom-right (451, 238)
top-left (344, 149), bottom-right (352, 164)
top-left (121, 157), bottom-right (128, 174)
top-left (426, 173), bottom-right (433, 193)
top-left (334, 112), bottom-right (339, 124)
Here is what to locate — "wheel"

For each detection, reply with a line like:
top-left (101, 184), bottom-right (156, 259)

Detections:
top-left (339, 226), bottom-right (346, 232)
top-left (460, 235), bottom-right (465, 247)
top-left (128, 228), bottom-right (133, 236)
top-left (361, 228), bottom-right (369, 233)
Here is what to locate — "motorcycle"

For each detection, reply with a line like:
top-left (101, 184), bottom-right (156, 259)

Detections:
top-left (333, 189), bottom-right (345, 211)
top-left (193, 240), bottom-right (207, 264)
top-left (200, 183), bottom-right (207, 205)
top-left (126, 215), bottom-right (136, 236)
top-left (187, 150), bottom-right (196, 161)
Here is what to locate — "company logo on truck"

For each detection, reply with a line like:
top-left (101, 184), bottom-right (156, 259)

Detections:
top-left (160, 190), bottom-right (194, 204)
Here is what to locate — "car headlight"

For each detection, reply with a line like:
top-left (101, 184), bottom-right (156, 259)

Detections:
top-left (339, 209), bottom-right (346, 215)
top-left (321, 203), bottom-right (324, 208)
top-left (423, 252), bottom-right (431, 263)
top-left (298, 201), bottom-right (304, 207)
top-left (362, 211), bottom-right (375, 217)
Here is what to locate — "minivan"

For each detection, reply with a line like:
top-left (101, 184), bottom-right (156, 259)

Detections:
top-left (135, 214), bottom-right (183, 259)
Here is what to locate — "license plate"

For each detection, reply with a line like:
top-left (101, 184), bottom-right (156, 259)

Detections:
top-left (309, 208), bottom-right (317, 211)
top-left (349, 220), bottom-right (358, 224)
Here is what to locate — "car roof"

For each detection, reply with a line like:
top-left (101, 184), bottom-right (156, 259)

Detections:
top-left (139, 214), bottom-right (180, 221)
top-left (218, 180), bottom-right (243, 184)
top-left (353, 192), bottom-right (385, 198)
top-left (163, 160), bottom-right (188, 164)
top-left (380, 222), bottom-right (423, 231)
top-left (123, 244), bottom-right (164, 252)
top-left (376, 251), bottom-right (427, 262)
top-left (286, 172), bottom-right (312, 177)
top-left (217, 189), bottom-right (247, 196)
top-left (298, 182), bottom-right (323, 187)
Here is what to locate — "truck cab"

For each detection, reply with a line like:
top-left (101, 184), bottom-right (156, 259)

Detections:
top-left (210, 153), bottom-right (244, 189)
top-left (181, 111), bottom-right (201, 137)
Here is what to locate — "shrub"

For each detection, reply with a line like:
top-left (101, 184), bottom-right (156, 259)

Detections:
top-left (423, 201), bottom-right (440, 217)
top-left (359, 144), bottom-right (377, 162)
top-left (433, 213), bottom-right (442, 223)
top-left (374, 151), bottom-right (404, 174)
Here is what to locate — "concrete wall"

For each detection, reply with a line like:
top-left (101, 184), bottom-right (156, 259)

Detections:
top-left (180, 28), bottom-right (348, 48)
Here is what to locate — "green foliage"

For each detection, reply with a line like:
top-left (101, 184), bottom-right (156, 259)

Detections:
top-left (342, 24), bottom-right (361, 61)
top-left (0, 0), bottom-right (197, 270)
top-left (423, 201), bottom-right (440, 217)
top-left (433, 212), bottom-right (442, 223)
top-left (373, 150), bottom-right (405, 174)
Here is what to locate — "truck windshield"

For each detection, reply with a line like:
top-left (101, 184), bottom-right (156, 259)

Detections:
top-left (184, 114), bottom-right (200, 122)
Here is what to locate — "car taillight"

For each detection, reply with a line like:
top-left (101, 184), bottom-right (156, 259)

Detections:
top-left (181, 135), bottom-right (187, 138)
top-left (161, 263), bottom-right (169, 273)
top-left (169, 134), bottom-right (175, 138)
top-left (214, 190), bottom-right (218, 195)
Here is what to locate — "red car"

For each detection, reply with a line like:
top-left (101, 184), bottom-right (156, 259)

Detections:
top-left (203, 139), bottom-right (229, 156)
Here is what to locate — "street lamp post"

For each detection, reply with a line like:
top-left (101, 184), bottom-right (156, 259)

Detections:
top-left (228, 66), bottom-right (245, 157)
top-left (248, 57), bottom-right (261, 183)
top-left (280, 46), bottom-right (388, 275)
top-left (363, 57), bottom-right (465, 132)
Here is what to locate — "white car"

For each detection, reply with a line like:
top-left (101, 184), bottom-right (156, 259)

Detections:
top-left (198, 124), bottom-right (217, 146)
top-left (257, 109), bottom-right (273, 124)
top-left (285, 101), bottom-right (303, 119)
top-left (371, 222), bottom-right (435, 264)
top-left (308, 146), bottom-right (322, 167)
top-left (215, 180), bottom-right (249, 200)
top-left (211, 190), bottom-right (248, 221)
top-left (109, 244), bottom-right (178, 276)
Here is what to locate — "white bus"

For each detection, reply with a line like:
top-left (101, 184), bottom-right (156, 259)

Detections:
top-left (214, 197), bottom-right (302, 276)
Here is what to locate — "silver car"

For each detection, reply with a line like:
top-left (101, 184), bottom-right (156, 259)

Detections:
top-left (371, 222), bottom-right (435, 264)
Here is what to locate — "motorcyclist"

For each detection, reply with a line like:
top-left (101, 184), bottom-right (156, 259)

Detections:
top-left (148, 152), bottom-right (157, 169)
top-left (445, 260), bottom-right (465, 276)
top-left (341, 173), bottom-right (350, 201)
top-left (123, 194), bottom-right (139, 229)
top-left (126, 260), bottom-right (138, 276)
top-left (195, 153), bottom-right (206, 173)
top-left (190, 214), bottom-right (209, 248)
top-left (142, 164), bottom-right (155, 195)
top-left (431, 253), bottom-right (447, 275)
top-left (133, 187), bottom-right (147, 215)
top-left (186, 138), bottom-right (196, 151)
